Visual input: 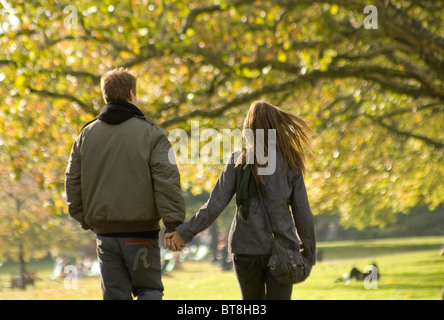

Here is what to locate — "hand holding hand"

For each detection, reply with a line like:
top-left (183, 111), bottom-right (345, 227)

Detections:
top-left (164, 231), bottom-right (186, 251)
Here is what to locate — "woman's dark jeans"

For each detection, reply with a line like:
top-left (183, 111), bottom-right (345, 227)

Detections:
top-left (233, 254), bottom-right (293, 300)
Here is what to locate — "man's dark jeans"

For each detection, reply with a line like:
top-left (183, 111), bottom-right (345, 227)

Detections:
top-left (233, 254), bottom-right (293, 300)
top-left (96, 235), bottom-right (163, 300)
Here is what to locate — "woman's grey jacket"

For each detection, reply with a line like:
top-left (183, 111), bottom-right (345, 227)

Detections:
top-left (176, 151), bottom-right (316, 266)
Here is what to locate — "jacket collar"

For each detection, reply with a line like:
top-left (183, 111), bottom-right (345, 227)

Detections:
top-left (97, 101), bottom-right (144, 125)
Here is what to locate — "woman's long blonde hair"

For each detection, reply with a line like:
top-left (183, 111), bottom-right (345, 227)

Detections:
top-left (238, 101), bottom-right (312, 182)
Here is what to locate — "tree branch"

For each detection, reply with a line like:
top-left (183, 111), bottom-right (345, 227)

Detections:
top-left (159, 75), bottom-right (309, 127)
top-left (378, 0), bottom-right (444, 59)
top-left (158, 60), bottom-right (443, 128)
top-left (364, 112), bottom-right (444, 150)
top-left (180, 0), bottom-right (257, 34)
top-left (379, 101), bottom-right (444, 118)
top-left (28, 88), bottom-right (95, 115)
top-left (0, 59), bottom-right (17, 67)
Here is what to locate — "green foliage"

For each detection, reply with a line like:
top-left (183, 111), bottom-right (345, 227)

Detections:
top-left (0, 172), bottom-right (87, 263)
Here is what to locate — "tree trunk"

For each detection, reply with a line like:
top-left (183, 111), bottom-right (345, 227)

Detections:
top-left (18, 241), bottom-right (26, 290)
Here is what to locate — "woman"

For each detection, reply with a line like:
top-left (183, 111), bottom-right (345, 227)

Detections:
top-left (165, 101), bottom-right (316, 300)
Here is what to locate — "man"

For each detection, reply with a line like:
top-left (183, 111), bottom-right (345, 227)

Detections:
top-left (65, 67), bottom-right (185, 300)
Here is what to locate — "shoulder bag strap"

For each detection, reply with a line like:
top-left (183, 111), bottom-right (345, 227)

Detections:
top-left (251, 168), bottom-right (276, 241)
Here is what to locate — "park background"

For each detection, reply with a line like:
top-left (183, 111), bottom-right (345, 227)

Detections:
top-left (0, 0), bottom-right (443, 299)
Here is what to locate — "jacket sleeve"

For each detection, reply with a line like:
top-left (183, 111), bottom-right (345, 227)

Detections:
top-left (149, 130), bottom-right (186, 233)
top-left (175, 154), bottom-right (237, 243)
top-left (290, 171), bottom-right (316, 266)
top-left (65, 134), bottom-right (90, 230)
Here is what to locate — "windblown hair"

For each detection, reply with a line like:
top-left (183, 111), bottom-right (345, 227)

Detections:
top-left (238, 101), bottom-right (312, 182)
top-left (101, 67), bottom-right (137, 104)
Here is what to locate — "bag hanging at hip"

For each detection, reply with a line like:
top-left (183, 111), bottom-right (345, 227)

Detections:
top-left (253, 172), bottom-right (311, 285)
top-left (268, 241), bottom-right (311, 285)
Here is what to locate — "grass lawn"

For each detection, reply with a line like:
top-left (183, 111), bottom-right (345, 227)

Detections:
top-left (0, 236), bottom-right (442, 300)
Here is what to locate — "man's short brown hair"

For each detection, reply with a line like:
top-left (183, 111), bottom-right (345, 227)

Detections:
top-left (101, 67), bottom-right (137, 104)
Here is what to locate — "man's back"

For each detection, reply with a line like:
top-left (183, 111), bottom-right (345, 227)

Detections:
top-left (81, 117), bottom-right (161, 232)
top-left (66, 116), bottom-right (185, 235)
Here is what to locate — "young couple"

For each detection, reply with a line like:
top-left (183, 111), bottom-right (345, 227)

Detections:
top-left (65, 68), bottom-right (316, 300)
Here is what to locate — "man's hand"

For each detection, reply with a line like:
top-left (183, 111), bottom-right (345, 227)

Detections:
top-left (164, 231), bottom-right (186, 251)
